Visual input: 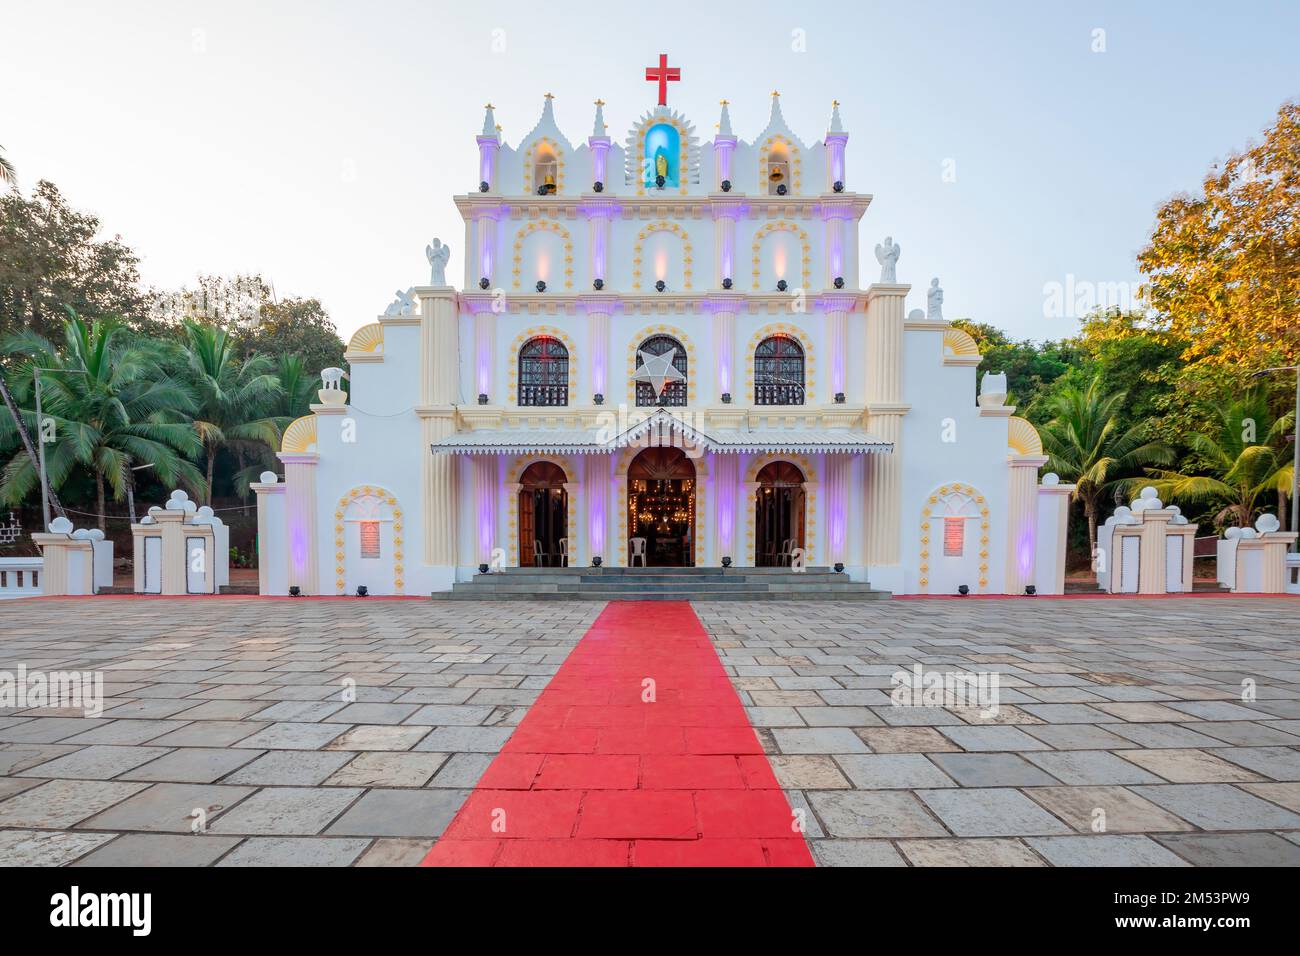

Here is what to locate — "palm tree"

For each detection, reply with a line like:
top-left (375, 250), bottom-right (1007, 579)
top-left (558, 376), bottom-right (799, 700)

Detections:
top-left (180, 320), bottom-right (282, 505)
top-left (0, 309), bottom-right (204, 528)
top-left (1143, 392), bottom-right (1294, 529)
top-left (1039, 377), bottom-right (1174, 553)
top-left (229, 353), bottom-right (316, 499)
top-left (0, 144), bottom-right (15, 187)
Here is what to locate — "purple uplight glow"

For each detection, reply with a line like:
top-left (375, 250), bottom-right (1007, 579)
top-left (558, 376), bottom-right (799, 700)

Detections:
top-left (478, 488), bottom-right (495, 559)
top-left (715, 472), bottom-right (734, 552)
top-left (1017, 531), bottom-right (1035, 576)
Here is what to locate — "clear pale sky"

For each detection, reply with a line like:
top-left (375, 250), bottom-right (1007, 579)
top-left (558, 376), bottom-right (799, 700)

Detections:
top-left (4, 0), bottom-right (1297, 342)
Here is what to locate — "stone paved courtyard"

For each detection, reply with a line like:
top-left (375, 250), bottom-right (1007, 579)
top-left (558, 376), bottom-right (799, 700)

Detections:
top-left (1, 595), bottom-right (1299, 866)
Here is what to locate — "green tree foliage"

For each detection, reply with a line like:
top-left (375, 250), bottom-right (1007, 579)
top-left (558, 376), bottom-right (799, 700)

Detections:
top-left (0, 309), bottom-right (204, 527)
top-left (1039, 377), bottom-right (1174, 552)
top-left (1142, 391), bottom-right (1294, 530)
top-left (0, 181), bottom-right (145, 342)
top-left (180, 320), bottom-right (283, 505)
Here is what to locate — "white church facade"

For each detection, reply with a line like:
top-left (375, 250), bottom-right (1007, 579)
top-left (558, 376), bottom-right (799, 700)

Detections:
top-left (253, 60), bottom-right (1074, 598)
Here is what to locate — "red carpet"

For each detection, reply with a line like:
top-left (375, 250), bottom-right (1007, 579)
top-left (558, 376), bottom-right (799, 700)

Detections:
top-left (421, 601), bottom-right (815, 867)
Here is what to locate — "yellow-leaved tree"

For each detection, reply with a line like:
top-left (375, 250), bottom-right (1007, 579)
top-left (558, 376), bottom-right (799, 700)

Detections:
top-left (1138, 100), bottom-right (1300, 369)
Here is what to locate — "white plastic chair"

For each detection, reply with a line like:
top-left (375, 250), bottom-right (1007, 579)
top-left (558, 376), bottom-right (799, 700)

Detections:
top-left (630, 537), bottom-right (647, 567)
top-left (558, 537), bottom-right (569, 568)
top-left (533, 539), bottom-right (548, 567)
top-left (779, 538), bottom-right (793, 566)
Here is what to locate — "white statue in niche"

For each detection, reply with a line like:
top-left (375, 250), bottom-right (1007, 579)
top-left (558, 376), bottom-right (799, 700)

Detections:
top-left (874, 236), bottom-right (900, 283)
top-left (426, 238), bottom-right (451, 286)
top-left (927, 277), bottom-right (944, 322)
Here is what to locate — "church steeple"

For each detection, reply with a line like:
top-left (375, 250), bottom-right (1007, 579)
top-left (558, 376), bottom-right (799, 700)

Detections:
top-left (768, 90), bottom-right (785, 126)
top-left (476, 102), bottom-right (501, 193)
top-left (713, 99), bottom-right (737, 191)
top-left (589, 99), bottom-right (612, 190)
top-left (825, 99), bottom-right (849, 192)
top-left (540, 92), bottom-right (557, 127)
top-left (828, 99), bottom-right (844, 134)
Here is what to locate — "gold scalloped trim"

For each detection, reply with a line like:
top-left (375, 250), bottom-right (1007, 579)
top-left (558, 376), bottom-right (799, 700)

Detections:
top-left (744, 322), bottom-right (816, 404)
top-left (347, 322), bottom-right (384, 354)
top-left (506, 325), bottom-right (578, 405)
top-left (631, 220), bottom-right (693, 291)
top-left (334, 485), bottom-right (402, 595)
top-left (512, 219), bottom-right (574, 291)
top-left (744, 454), bottom-right (817, 567)
top-left (280, 416), bottom-right (317, 453)
top-left (751, 220), bottom-right (811, 291)
top-left (626, 324), bottom-right (697, 406)
top-left (1008, 416), bottom-right (1044, 455)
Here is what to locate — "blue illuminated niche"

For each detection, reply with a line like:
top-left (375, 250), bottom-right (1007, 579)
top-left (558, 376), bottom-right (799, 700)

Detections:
top-left (644, 123), bottom-right (680, 187)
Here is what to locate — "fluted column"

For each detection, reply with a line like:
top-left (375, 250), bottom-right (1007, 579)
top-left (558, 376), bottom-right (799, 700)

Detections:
top-left (823, 454), bottom-right (851, 566)
top-left (252, 474), bottom-right (288, 595)
top-left (1005, 455), bottom-right (1048, 594)
top-left (418, 288), bottom-right (460, 566)
top-left (712, 454), bottom-right (739, 565)
top-left (1136, 509), bottom-right (1173, 595)
top-left (472, 455), bottom-right (498, 566)
top-left (863, 282), bottom-right (910, 567)
top-left (585, 455), bottom-right (610, 565)
top-left (706, 292), bottom-right (742, 402)
top-left (279, 451), bottom-right (320, 594)
top-left (819, 292), bottom-right (856, 401)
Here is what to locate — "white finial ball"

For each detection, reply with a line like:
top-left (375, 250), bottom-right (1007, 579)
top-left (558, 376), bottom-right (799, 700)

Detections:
top-left (1256, 513), bottom-right (1281, 533)
top-left (259, 471), bottom-right (278, 484)
top-left (197, 506), bottom-right (214, 518)
top-left (907, 308), bottom-right (925, 322)
top-left (87, 528), bottom-right (105, 540)
top-left (1042, 473), bottom-right (1059, 486)
top-left (72, 528), bottom-right (91, 539)
top-left (1225, 526), bottom-right (1242, 539)
top-left (49, 516), bottom-right (74, 534)
top-left (1114, 506), bottom-right (1132, 518)
top-left (1140, 486), bottom-right (1158, 500)
top-left (168, 489), bottom-right (189, 503)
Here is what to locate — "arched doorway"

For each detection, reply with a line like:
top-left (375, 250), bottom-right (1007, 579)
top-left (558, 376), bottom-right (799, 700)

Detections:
top-left (627, 446), bottom-right (695, 566)
top-left (518, 462), bottom-right (568, 567)
top-left (755, 461), bottom-right (805, 566)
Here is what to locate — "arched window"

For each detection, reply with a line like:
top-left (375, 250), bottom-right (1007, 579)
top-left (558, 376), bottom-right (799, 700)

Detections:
top-left (635, 334), bottom-right (688, 407)
top-left (518, 336), bottom-right (569, 406)
top-left (754, 335), bottom-right (805, 405)
top-left (534, 144), bottom-right (558, 195)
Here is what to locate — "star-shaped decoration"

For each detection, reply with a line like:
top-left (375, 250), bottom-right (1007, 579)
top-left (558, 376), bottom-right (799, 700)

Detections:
top-left (633, 347), bottom-right (685, 397)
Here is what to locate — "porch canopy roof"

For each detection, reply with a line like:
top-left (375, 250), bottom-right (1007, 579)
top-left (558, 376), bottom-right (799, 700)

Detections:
top-left (431, 408), bottom-right (893, 457)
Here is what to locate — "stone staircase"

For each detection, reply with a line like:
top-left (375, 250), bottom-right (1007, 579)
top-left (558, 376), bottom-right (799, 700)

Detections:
top-left (429, 566), bottom-right (891, 601)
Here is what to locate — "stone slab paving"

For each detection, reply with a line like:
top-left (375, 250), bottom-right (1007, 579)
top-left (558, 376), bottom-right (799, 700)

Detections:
top-left (695, 597), bottom-right (1300, 866)
top-left (0, 598), bottom-right (595, 866)
top-left (1, 595), bottom-right (1299, 866)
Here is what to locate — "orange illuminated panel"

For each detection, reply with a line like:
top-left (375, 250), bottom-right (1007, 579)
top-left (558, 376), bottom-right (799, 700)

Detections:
top-left (943, 517), bottom-right (965, 557)
top-left (360, 521), bottom-right (381, 559)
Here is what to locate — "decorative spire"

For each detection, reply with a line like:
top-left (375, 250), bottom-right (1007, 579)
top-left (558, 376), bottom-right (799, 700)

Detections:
top-left (768, 90), bottom-right (785, 125)
top-left (829, 99), bottom-right (844, 134)
top-left (481, 103), bottom-right (497, 137)
top-left (540, 92), bottom-right (556, 126)
top-left (718, 99), bottom-right (733, 137)
top-left (592, 99), bottom-right (607, 138)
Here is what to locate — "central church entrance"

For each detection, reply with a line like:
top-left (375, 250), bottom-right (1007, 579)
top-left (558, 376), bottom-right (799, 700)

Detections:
top-left (627, 446), bottom-right (695, 567)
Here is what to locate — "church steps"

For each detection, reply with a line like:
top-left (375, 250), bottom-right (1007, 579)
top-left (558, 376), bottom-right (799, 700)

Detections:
top-left (430, 565), bottom-right (890, 601)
